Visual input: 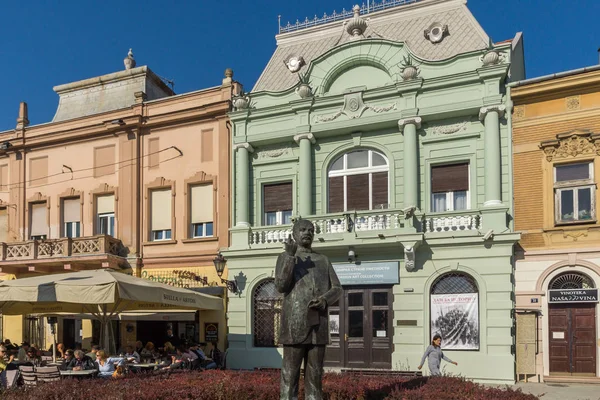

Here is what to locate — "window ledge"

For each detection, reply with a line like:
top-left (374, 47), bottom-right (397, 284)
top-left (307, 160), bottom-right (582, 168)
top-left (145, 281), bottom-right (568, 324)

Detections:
top-left (181, 237), bottom-right (219, 244)
top-left (142, 239), bottom-right (178, 246)
top-left (552, 220), bottom-right (597, 228)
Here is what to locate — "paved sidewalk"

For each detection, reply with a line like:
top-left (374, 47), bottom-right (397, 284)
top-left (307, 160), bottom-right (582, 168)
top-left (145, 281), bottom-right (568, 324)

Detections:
top-left (510, 382), bottom-right (600, 400)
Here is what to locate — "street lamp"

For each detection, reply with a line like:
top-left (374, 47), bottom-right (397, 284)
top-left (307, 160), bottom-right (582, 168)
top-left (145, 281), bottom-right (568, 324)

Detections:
top-left (213, 253), bottom-right (239, 294)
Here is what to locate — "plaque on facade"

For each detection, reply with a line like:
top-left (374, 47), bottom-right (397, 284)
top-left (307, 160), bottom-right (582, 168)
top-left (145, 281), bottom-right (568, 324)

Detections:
top-left (205, 322), bottom-right (219, 342)
top-left (332, 261), bottom-right (399, 285)
top-left (548, 289), bottom-right (598, 303)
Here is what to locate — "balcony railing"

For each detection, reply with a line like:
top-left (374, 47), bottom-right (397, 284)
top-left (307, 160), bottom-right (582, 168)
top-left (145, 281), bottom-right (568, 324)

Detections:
top-left (0, 235), bottom-right (124, 261)
top-left (249, 210), bottom-right (406, 246)
top-left (422, 210), bottom-right (482, 233)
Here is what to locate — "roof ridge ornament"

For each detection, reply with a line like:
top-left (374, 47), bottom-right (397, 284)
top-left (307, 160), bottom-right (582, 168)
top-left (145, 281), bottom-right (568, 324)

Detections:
top-left (124, 48), bottom-right (136, 70)
top-left (346, 5), bottom-right (367, 38)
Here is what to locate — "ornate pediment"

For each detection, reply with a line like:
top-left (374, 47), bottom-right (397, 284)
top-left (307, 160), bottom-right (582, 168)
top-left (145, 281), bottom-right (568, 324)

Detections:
top-left (539, 130), bottom-right (600, 161)
top-left (314, 91), bottom-right (396, 123)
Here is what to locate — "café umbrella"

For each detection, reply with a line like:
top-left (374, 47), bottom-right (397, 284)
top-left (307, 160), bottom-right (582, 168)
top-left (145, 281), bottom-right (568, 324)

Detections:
top-left (0, 269), bottom-right (223, 356)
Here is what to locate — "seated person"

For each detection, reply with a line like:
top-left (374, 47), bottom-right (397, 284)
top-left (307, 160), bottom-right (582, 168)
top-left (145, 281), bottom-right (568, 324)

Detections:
top-left (0, 346), bottom-right (15, 373)
top-left (68, 350), bottom-right (96, 371)
top-left (17, 342), bottom-right (30, 362)
top-left (124, 345), bottom-right (140, 363)
top-left (198, 343), bottom-right (217, 370)
top-left (86, 345), bottom-right (99, 360)
top-left (25, 347), bottom-right (42, 367)
top-left (161, 341), bottom-right (175, 357)
top-left (95, 350), bottom-right (125, 378)
top-left (56, 343), bottom-right (66, 359)
top-left (3, 340), bottom-right (16, 352)
top-left (162, 346), bottom-right (194, 370)
top-left (209, 342), bottom-right (222, 369)
top-left (140, 342), bottom-right (160, 360)
top-left (60, 350), bottom-right (75, 371)
top-left (135, 340), bottom-right (144, 354)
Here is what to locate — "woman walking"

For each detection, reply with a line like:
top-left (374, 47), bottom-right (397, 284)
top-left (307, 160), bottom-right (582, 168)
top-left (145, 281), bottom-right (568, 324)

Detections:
top-left (418, 334), bottom-right (457, 376)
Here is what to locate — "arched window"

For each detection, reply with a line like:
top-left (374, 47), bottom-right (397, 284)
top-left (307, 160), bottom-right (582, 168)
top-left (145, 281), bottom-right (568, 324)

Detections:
top-left (253, 279), bottom-right (283, 347)
top-left (328, 149), bottom-right (389, 212)
top-left (549, 272), bottom-right (595, 289)
top-left (430, 272), bottom-right (479, 350)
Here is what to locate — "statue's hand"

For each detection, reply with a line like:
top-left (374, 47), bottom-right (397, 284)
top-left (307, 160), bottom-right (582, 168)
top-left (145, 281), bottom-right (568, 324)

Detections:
top-left (308, 297), bottom-right (327, 310)
top-left (284, 235), bottom-right (297, 256)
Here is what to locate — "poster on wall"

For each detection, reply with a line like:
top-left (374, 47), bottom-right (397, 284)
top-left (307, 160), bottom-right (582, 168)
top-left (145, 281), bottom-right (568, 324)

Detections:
top-left (430, 293), bottom-right (479, 350)
top-left (329, 314), bottom-right (340, 335)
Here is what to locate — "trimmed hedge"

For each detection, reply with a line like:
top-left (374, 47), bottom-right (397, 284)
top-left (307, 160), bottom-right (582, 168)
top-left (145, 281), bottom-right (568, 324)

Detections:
top-left (1, 371), bottom-right (538, 400)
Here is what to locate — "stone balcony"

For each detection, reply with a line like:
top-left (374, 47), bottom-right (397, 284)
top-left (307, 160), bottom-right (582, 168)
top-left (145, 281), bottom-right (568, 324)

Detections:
top-left (248, 209), bottom-right (411, 248)
top-left (421, 209), bottom-right (483, 233)
top-left (0, 235), bottom-right (128, 276)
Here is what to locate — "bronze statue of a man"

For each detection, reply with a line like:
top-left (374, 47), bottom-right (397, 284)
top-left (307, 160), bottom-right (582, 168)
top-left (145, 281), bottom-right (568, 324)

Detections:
top-left (275, 219), bottom-right (342, 400)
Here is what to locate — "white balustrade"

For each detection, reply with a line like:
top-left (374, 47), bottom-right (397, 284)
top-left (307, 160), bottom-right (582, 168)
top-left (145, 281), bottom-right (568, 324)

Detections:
top-left (424, 213), bottom-right (482, 233)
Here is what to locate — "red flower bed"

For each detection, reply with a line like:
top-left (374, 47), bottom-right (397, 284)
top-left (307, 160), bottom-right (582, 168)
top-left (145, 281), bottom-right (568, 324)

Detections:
top-left (0, 371), bottom-right (538, 400)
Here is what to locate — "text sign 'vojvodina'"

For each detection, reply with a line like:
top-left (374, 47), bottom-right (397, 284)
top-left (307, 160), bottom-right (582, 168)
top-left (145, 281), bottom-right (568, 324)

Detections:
top-left (548, 288), bottom-right (599, 303)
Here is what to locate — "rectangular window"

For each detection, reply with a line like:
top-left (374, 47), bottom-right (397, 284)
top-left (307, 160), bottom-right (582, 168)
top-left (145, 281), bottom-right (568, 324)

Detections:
top-left (263, 182), bottom-right (293, 226)
top-left (62, 198), bottom-right (81, 238)
top-left (152, 229), bottom-right (172, 241)
top-left (96, 195), bottom-right (115, 236)
top-left (30, 202), bottom-right (47, 239)
top-left (151, 189), bottom-right (172, 241)
top-left (554, 162), bottom-right (595, 224)
top-left (431, 163), bottom-right (469, 212)
top-left (0, 207), bottom-right (7, 242)
top-left (190, 184), bottom-right (214, 238)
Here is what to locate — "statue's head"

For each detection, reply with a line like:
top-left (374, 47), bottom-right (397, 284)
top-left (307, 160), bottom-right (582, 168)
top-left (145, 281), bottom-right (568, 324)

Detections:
top-left (292, 219), bottom-right (315, 248)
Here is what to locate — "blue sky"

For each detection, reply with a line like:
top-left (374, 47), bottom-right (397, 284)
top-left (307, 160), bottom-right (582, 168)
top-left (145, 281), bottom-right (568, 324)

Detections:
top-left (0, 0), bottom-right (598, 128)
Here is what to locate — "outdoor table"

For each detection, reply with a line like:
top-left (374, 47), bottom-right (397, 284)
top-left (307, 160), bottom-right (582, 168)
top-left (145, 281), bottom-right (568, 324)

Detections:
top-left (60, 370), bottom-right (97, 378)
top-left (127, 363), bottom-right (163, 372)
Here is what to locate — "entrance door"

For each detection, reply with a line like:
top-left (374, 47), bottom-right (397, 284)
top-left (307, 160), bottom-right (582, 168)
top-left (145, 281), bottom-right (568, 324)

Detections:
top-left (325, 286), bottom-right (393, 369)
top-left (62, 319), bottom-right (76, 349)
top-left (549, 304), bottom-right (596, 375)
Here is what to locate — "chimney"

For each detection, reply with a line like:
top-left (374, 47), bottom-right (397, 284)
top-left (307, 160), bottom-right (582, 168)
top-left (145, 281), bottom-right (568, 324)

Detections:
top-left (16, 102), bottom-right (29, 130)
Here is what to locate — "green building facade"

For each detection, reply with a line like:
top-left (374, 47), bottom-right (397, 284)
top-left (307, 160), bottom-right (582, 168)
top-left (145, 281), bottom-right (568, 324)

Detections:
top-left (224, 0), bottom-right (524, 383)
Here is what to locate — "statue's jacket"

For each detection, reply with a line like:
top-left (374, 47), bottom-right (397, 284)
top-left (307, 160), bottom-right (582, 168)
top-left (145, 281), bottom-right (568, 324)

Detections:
top-left (275, 249), bottom-right (342, 345)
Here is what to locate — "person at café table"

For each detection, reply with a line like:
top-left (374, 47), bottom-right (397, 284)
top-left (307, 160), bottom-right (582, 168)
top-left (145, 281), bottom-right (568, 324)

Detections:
top-left (86, 345), bottom-right (99, 360)
top-left (140, 342), bottom-right (159, 359)
top-left (25, 347), bottom-right (42, 367)
top-left (135, 340), bottom-right (144, 354)
top-left (197, 342), bottom-right (217, 370)
top-left (67, 350), bottom-right (96, 371)
top-left (60, 349), bottom-right (75, 370)
top-left (124, 345), bottom-right (141, 363)
top-left (17, 341), bottom-right (30, 362)
top-left (0, 346), bottom-right (15, 373)
top-left (96, 350), bottom-right (125, 378)
top-left (162, 345), bottom-right (195, 370)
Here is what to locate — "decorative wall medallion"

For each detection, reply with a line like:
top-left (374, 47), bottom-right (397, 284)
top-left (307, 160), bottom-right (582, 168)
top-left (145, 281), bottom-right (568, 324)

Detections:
top-left (423, 23), bottom-right (449, 44)
top-left (256, 145), bottom-right (292, 160)
top-left (566, 96), bottom-right (580, 111)
top-left (428, 120), bottom-right (469, 135)
top-left (314, 91), bottom-right (396, 123)
top-left (513, 105), bottom-right (525, 120)
top-left (539, 130), bottom-right (600, 161)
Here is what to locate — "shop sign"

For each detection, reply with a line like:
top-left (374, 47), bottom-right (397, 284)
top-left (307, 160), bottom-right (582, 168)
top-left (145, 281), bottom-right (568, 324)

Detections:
top-left (205, 323), bottom-right (218, 342)
top-left (332, 262), bottom-right (399, 285)
top-left (548, 289), bottom-right (598, 303)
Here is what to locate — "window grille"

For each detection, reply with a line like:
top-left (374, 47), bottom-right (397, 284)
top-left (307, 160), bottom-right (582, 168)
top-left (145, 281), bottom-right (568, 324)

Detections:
top-left (253, 279), bottom-right (283, 347)
top-left (550, 272), bottom-right (595, 290)
top-left (431, 272), bottom-right (478, 294)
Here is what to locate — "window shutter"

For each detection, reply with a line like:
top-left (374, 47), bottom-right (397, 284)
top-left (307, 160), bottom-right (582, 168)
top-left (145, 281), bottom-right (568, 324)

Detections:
top-left (328, 177), bottom-right (344, 213)
top-left (63, 198), bottom-right (80, 223)
top-left (30, 202), bottom-right (47, 236)
top-left (0, 208), bottom-right (7, 242)
top-left (347, 174), bottom-right (369, 211)
top-left (151, 189), bottom-right (172, 230)
top-left (191, 184), bottom-right (213, 223)
top-left (263, 183), bottom-right (292, 213)
top-left (372, 172), bottom-right (388, 209)
top-left (97, 195), bottom-right (115, 214)
top-left (555, 163), bottom-right (590, 182)
top-left (431, 163), bottom-right (469, 193)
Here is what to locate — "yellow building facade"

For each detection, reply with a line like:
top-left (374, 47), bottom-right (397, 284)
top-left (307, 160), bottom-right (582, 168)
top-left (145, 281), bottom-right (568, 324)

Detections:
top-left (512, 68), bottom-right (600, 382)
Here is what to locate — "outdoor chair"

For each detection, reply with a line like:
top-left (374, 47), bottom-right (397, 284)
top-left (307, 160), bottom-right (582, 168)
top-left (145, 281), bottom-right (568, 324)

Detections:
top-left (35, 366), bottom-right (61, 383)
top-left (219, 349), bottom-right (228, 370)
top-left (18, 365), bottom-right (37, 386)
top-left (1, 370), bottom-right (20, 389)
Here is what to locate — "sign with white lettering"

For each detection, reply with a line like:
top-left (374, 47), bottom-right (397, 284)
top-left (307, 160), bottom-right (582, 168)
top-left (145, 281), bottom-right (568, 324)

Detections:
top-left (332, 262), bottom-right (399, 285)
top-left (548, 289), bottom-right (598, 303)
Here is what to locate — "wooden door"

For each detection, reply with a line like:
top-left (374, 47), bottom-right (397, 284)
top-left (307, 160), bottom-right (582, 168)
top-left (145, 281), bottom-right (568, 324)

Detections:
top-left (549, 304), bottom-right (596, 375)
top-left (345, 289), bottom-right (368, 368)
top-left (370, 288), bottom-right (393, 369)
